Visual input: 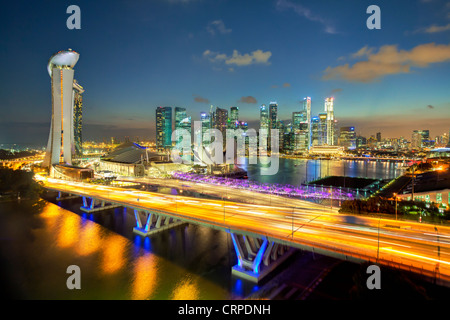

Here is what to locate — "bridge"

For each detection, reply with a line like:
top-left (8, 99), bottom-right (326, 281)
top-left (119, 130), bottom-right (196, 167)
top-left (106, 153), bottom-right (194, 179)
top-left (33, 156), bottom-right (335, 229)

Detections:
top-left (39, 176), bottom-right (450, 285)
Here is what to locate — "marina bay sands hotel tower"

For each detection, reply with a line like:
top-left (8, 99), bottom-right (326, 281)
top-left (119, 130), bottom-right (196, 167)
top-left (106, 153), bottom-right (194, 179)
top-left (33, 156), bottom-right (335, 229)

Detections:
top-left (43, 49), bottom-right (81, 168)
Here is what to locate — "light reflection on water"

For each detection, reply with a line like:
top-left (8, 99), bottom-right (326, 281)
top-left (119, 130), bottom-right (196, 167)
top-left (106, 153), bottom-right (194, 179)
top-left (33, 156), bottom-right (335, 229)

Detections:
top-left (242, 158), bottom-right (405, 184)
top-left (0, 200), bottom-right (237, 299)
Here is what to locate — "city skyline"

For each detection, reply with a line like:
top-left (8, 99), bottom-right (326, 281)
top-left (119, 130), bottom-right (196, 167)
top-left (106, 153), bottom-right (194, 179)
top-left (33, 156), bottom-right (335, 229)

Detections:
top-left (1, 0), bottom-right (450, 144)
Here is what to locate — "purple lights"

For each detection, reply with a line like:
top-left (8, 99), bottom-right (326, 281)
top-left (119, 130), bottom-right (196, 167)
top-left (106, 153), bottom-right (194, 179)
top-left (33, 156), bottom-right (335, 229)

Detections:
top-left (172, 172), bottom-right (355, 201)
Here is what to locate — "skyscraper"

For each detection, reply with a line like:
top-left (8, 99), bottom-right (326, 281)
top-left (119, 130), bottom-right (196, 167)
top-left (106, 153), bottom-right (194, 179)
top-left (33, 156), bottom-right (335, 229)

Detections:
top-left (174, 107), bottom-right (187, 130)
top-left (339, 126), bottom-right (356, 150)
top-left (412, 130), bottom-right (430, 149)
top-left (311, 116), bottom-right (319, 146)
top-left (324, 97), bottom-right (335, 145)
top-left (230, 106), bottom-right (239, 128)
top-left (260, 104), bottom-right (269, 129)
top-left (269, 102), bottom-right (278, 130)
top-left (156, 106), bottom-right (172, 151)
top-left (303, 97), bottom-right (311, 150)
top-left (213, 107), bottom-right (228, 148)
top-left (43, 49), bottom-right (80, 167)
top-left (73, 79), bottom-right (84, 157)
top-left (174, 107), bottom-right (191, 148)
top-left (318, 113), bottom-right (327, 145)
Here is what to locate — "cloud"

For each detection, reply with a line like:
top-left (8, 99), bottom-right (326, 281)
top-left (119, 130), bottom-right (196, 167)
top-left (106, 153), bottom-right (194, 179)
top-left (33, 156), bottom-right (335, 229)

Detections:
top-left (193, 95), bottom-right (210, 103)
top-left (418, 23), bottom-right (450, 34)
top-left (238, 96), bottom-right (257, 104)
top-left (330, 88), bottom-right (343, 94)
top-left (203, 49), bottom-right (272, 66)
top-left (282, 82), bottom-right (291, 87)
top-left (275, 0), bottom-right (337, 34)
top-left (206, 20), bottom-right (232, 35)
top-left (427, 104), bottom-right (434, 109)
top-left (322, 43), bottom-right (450, 82)
top-left (271, 85), bottom-right (279, 88)
top-left (351, 46), bottom-right (373, 58)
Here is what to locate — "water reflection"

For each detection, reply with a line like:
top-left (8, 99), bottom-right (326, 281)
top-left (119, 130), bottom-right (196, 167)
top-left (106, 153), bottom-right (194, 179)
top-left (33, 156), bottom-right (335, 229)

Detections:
top-left (76, 221), bottom-right (101, 256)
top-left (101, 234), bottom-right (127, 274)
top-left (171, 276), bottom-right (200, 300)
top-left (242, 158), bottom-right (405, 185)
top-left (131, 254), bottom-right (158, 300)
top-left (57, 213), bottom-right (79, 248)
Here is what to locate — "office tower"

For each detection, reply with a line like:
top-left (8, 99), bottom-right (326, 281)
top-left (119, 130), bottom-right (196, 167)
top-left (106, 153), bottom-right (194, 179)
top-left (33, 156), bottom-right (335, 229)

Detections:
top-left (376, 132), bottom-right (381, 143)
top-left (260, 104), bottom-right (269, 129)
top-left (174, 107), bottom-right (191, 148)
top-left (200, 111), bottom-right (211, 140)
top-left (324, 97), bottom-right (335, 145)
top-left (269, 102), bottom-right (278, 130)
top-left (311, 116), bottom-right (319, 146)
top-left (174, 107), bottom-right (187, 130)
top-left (43, 49), bottom-right (80, 167)
top-left (292, 112), bottom-right (303, 130)
top-left (412, 130), bottom-right (430, 149)
top-left (318, 113), bottom-right (327, 146)
top-left (73, 80), bottom-right (84, 157)
top-left (303, 97), bottom-right (311, 150)
top-left (339, 126), bottom-right (356, 150)
top-left (356, 136), bottom-right (367, 148)
top-left (230, 106), bottom-right (239, 128)
top-left (213, 107), bottom-right (228, 134)
top-left (156, 106), bottom-right (172, 151)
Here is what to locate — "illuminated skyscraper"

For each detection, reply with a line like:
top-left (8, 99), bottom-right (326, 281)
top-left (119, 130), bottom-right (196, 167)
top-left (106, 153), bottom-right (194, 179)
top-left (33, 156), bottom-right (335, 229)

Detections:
top-left (230, 106), bottom-right (239, 128)
top-left (43, 49), bottom-right (80, 167)
top-left (318, 113), bottom-right (327, 145)
top-left (339, 126), bottom-right (356, 150)
top-left (269, 102), bottom-right (278, 130)
top-left (303, 97), bottom-right (311, 150)
top-left (324, 97), bottom-right (335, 145)
top-left (174, 107), bottom-right (187, 130)
top-left (260, 104), bottom-right (269, 129)
top-left (311, 116), bottom-right (319, 146)
top-left (174, 107), bottom-right (191, 148)
top-left (412, 129), bottom-right (430, 149)
top-left (156, 106), bottom-right (172, 151)
top-left (73, 80), bottom-right (84, 157)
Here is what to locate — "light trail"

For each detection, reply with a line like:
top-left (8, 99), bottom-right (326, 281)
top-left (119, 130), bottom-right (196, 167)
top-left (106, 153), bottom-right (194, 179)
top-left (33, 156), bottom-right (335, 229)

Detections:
top-left (41, 177), bottom-right (450, 283)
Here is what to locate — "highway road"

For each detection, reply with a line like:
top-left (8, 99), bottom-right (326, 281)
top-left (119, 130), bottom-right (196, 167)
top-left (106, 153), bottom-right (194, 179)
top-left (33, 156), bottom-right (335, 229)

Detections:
top-left (40, 176), bottom-right (450, 285)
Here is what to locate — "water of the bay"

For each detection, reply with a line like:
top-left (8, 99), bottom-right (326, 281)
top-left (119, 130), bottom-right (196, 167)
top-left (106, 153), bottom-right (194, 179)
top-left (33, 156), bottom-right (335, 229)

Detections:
top-left (0, 158), bottom-right (405, 299)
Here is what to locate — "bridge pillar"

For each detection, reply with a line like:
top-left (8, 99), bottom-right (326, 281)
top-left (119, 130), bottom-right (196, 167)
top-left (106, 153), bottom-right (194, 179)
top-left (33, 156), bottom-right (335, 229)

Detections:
top-left (80, 196), bottom-right (121, 213)
top-left (133, 209), bottom-right (186, 237)
top-left (230, 233), bottom-right (294, 283)
top-left (56, 191), bottom-right (79, 201)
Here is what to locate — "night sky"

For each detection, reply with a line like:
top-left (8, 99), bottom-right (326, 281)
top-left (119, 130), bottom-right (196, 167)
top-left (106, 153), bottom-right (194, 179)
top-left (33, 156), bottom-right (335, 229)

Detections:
top-left (1, 0), bottom-right (449, 146)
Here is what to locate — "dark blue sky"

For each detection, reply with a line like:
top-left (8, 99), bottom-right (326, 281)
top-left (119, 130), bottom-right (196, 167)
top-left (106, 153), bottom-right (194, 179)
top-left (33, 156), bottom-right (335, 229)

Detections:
top-left (1, 0), bottom-right (449, 145)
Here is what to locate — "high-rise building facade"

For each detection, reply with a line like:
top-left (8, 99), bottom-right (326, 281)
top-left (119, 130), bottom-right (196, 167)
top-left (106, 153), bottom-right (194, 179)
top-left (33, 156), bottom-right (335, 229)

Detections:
top-left (156, 106), bottom-right (172, 151)
top-left (73, 80), bottom-right (84, 157)
top-left (230, 106), bottom-right (239, 128)
top-left (318, 113), bottom-right (327, 146)
top-left (324, 97), bottom-right (335, 145)
top-left (339, 126), bottom-right (356, 150)
top-left (43, 49), bottom-right (80, 167)
top-left (260, 104), bottom-right (269, 129)
top-left (412, 129), bottom-right (430, 149)
top-left (174, 107), bottom-right (187, 130)
top-left (303, 97), bottom-right (311, 150)
top-left (311, 116), bottom-right (319, 146)
top-left (269, 102), bottom-right (278, 130)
